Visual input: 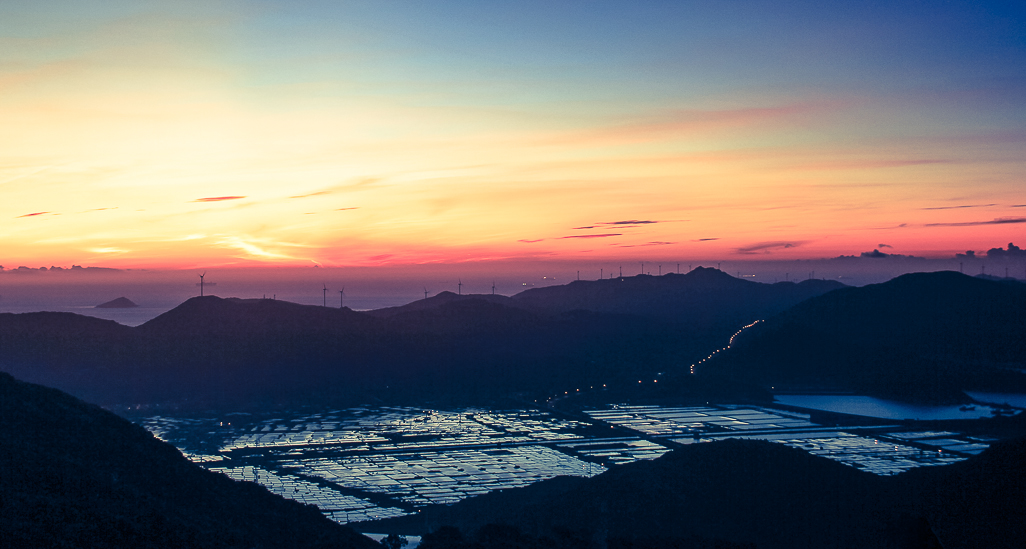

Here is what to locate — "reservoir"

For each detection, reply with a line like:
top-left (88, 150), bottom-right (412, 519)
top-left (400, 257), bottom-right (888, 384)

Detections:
top-left (773, 394), bottom-right (1018, 421)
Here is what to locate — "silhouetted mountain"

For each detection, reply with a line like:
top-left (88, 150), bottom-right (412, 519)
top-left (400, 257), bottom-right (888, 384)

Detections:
top-left (137, 296), bottom-right (378, 336)
top-left (95, 296), bottom-right (137, 308)
top-left (359, 438), bottom-right (949, 549)
top-left (511, 268), bottom-right (845, 331)
top-left (711, 271), bottom-right (1026, 401)
top-left (0, 312), bottom-right (133, 398)
top-left (0, 294), bottom-right (703, 409)
top-left (366, 291), bottom-right (517, 319)
top-left (0, 271), bottom-right (853, 410)
top-left (0, 372), bottom-right (378, 549)
top-left (974, 273), bottom-right (1025, 284)
top-left (901, 437), bottom-right (1026, 548)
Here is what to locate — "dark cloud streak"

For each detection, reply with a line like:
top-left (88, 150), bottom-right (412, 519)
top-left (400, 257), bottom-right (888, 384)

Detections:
top-left (559, 234), bottom-right (622, 239)
top-left (921, 203), bottom-right (996, 210)
top-left (736, 241), bottom-right (808, 254)
top-left (926, 217), bottom-right (1026, 227)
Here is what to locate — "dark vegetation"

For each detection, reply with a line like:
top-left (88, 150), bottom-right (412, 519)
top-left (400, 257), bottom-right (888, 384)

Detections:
top-left (0, 268), bottom-right (843, 410)
top-left (0, 372), bottom-right (378, 549)
top-left (710, 271), bottom-right (1026, 403)
top-left (361, 436), bottom-right (1026, 549)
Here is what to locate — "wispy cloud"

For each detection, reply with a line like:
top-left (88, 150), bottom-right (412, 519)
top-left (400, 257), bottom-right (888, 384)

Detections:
top-left (559, 233), bottom-right (622, 239)
top-left (615, 241), bottom-right (675, 247)
top-left (692, 238), bottom-right (719, 242)
top-left (17, 211), bottom-right (49, 218)
top-left (602, 220), bottom-right (659, 225)
top-left (287, 178), bottom-right (384, 200)
top-left (921, 203), bottom-right (996, 210)
top-left (336, 207), bottom-right (360, 211)
top-left (518, 239), bottom-right (545, 243)
top-left (573, 220), bottom-right (659, 230)
top-left (926, 217), bottom-right (1026, 227)
top-left (193, 196), bottom-right (246, 202)
top-left (216, 236), bottom-right (310, 260)
top-left (794, 159), bottom-right (950, 171)
top-left (878, 243), bottom-right (892, 248)
top-left (736, 241), bottom-right (808, 254)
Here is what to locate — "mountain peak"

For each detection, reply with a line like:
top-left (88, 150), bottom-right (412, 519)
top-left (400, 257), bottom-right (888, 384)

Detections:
top-left (95, 296), bottom-right (137, 308)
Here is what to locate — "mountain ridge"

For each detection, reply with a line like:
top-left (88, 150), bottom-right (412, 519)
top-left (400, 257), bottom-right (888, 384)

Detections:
top-left (709, 270), bottom-right (1026, 401)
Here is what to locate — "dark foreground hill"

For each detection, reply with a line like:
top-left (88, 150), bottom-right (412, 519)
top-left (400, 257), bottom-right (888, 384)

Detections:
top-left (359, 439), bottom-right (908, 549)
top-left (360, 437), bottom-right (1026, 549)
top-left (0, 372), bottom-right (378, 549)
top-left (707, 270), bottom-right (1026, 402)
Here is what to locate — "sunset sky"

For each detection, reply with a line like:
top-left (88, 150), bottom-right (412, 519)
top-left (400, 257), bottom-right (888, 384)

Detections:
top-left (2, 0), bottom-right (1024, 270)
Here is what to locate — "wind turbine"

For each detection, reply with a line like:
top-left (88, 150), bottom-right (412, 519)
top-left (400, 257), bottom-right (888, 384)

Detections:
top-left (458, 278), bottom-right (463, 295)
top-left (339, 287), bottom-right (345, 309)
top-left (322, 283), bottom-right (327, 307)
top-left (198, 272), bottom-right (205, 296)
top-left (424, 287), bottom-right (429, 300)
top-left (492, 281), bottom-right (496, 295)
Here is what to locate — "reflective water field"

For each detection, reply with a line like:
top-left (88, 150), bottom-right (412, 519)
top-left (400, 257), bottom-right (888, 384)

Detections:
top-left (141, 403), bottom-right (996, 525)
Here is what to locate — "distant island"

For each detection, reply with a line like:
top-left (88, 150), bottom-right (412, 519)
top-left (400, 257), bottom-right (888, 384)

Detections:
top-left (95, 297), bottom-right (137, 309)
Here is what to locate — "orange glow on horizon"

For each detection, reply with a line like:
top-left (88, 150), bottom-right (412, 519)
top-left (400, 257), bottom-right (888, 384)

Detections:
top-left (2, 3), bottom-right (1023, 270)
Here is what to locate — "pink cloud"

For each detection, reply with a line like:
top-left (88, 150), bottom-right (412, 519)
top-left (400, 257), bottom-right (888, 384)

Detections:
top-left (193, 196), bottom-right (246, 202)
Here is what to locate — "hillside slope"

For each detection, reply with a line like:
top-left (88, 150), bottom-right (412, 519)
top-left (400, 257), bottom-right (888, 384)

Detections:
top-left (0, 372), bottom-right (378, 549)
top-left (361, 436), bottom-right (1026, 549)
top-left (709, 271), bottom-right (1026, 401)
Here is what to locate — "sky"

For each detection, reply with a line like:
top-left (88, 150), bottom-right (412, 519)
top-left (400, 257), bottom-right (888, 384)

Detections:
top-left (2, 0), bottom-right (1025, 273)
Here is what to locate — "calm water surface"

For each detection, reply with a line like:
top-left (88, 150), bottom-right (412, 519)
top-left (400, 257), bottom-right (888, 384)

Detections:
top-left (773, 395), bottom-right (1018, 421)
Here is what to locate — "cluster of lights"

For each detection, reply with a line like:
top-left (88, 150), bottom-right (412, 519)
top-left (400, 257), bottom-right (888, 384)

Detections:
top-left (545, 321), bottom-right (766, 404)
top-left (690, 320), bottom-right (764, 375)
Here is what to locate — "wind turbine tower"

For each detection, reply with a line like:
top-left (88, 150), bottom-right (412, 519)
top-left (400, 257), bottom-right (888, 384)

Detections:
top-left (322, 284), bottom-right (327, 307)
top-left (492, 281), bottom-right (496, 295)
top-left (458, 278), bottom-right (462, 295)
top-left (339, 287), bottom-right (345, 308)
top-left (198, 272), bottom-right (206, 296)
top-left (424, 287), bottom-right (429, 300)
